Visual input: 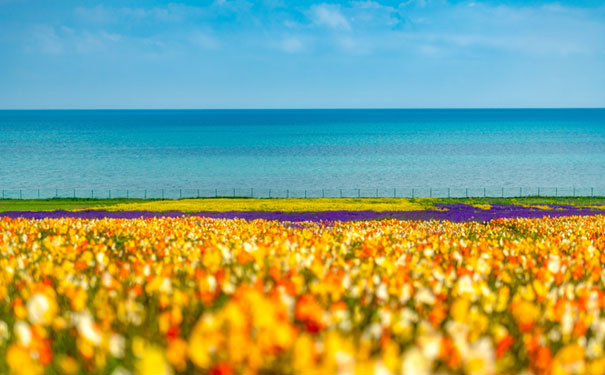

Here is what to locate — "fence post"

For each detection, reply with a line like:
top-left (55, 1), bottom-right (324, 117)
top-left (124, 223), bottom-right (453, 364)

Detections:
top-left (412, 188), bottom-right (415, 198)
top-left (287, 189), bottom-right (289, 198)
top-left (304, 190), bottom-right (307, 198)
top-left (144, 190), bottom-right (147, 199)
top-left (56, 189), bottom-right (58, 198)
top-left (233, 188), bottom-right (235, 197)
top-left (340, 189), bottom-right (342, 198)
top-left (357, 189), bottom-right (360, 198)
top-left (91, 190), bottom-right (94, 199)
top-left (197, 189), bottom-right (200, 198)
top-left (322, 189), bottom-right (324, 198)
top-left (215, 189), bottom-right (218, 198)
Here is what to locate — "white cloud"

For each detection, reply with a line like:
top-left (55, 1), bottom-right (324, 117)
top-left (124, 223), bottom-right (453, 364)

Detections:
top-left (279, 36), bottom-right (304, 53)
top-left (74, 4), bottom-right (201, 24)
top-left (30, 25), bottom-right (63, 54)
top-left (74, 5), bottom-right (115, 24)
top-left (213, 0), bottom-right (253, 14)
top-left (27, 25), bottom-right (126, 55)
top-left (190, 32), bottom-right (220, 49)
top-left (74, 31), bottom-right (122, 53)
top-left (400, 0), bottom-right (427, 8)
top-left (349, 0), bottom-right (400, 28)
top-left (309, 4), bottom-right (351, 30)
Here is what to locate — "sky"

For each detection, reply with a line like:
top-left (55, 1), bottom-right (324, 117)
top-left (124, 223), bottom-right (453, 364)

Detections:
top-left (0, 0), bottom-right (604, 109)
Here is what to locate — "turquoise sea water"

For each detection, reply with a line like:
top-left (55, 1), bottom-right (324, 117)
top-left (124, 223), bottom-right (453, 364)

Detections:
top-left (0, 109), bottom-right (604, 193)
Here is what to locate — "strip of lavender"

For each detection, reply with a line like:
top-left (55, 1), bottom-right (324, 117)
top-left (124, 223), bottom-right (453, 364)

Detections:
top-left (1, 204), bottom-right (603, 222)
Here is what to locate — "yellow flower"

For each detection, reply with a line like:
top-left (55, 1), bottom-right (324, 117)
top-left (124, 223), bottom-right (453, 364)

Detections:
top-left (136, 345), bottom-right (174, 375)
top-left (166, 338), bottom-right (188, 372)
top-left (6, 344), bottom-right (44, 375)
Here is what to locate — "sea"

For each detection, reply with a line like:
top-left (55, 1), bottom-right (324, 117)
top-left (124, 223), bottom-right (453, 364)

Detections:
top-left (1, 109), bottom-right (604, 198)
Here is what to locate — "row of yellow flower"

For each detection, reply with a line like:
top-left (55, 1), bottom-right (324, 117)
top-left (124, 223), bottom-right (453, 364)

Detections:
top-left (94, 198), bottom-right (427, 212)
top-left (1, 215), bottom-right (605, 375)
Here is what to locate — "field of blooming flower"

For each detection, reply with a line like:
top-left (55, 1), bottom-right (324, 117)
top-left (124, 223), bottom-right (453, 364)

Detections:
top-left (1, 215), bottom-right (605, 375)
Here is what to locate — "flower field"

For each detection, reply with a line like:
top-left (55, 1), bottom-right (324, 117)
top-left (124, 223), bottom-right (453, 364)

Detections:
top-left (1, 215), bottom-right (605, 375)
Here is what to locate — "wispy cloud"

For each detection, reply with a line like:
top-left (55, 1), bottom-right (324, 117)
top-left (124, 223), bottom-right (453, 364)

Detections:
top-left (4, 0), bottom-right (605, 108)
top-left (309, 4), bottom-right (351, 30)
top-left (28, 25), bottom-right (64, 54)
top-left (23, 1), bottom-right (605, 58)
top-left (189, 31), bottom-right (220, 49)
top-left (74, 4), bottom-right (203, 25)
top-left (278, 35), bottom-right (305, 53)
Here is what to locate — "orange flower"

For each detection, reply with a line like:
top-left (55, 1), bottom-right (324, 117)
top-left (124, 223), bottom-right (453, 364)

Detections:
top-left (295, 295), bottom-right (324, 333)
top-left (495, 335), bottom-right (514, 359)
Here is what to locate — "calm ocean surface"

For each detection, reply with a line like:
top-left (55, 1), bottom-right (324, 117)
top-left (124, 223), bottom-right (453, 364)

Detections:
top-left (1, 109), bottom-right (604, 193)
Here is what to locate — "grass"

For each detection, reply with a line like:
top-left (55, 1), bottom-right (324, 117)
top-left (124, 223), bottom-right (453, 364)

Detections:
top-left (0, 198), bottom-right (149, 212)
top-left (1, 196), bottom-right (604, 212)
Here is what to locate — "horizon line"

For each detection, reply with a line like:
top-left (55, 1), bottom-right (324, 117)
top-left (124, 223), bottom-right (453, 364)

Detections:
top-left (1, 107), bottom-right (604, 111)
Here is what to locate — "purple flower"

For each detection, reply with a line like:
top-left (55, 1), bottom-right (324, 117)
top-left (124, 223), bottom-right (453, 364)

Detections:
top-left (1, 204), bottom-right (603, 222)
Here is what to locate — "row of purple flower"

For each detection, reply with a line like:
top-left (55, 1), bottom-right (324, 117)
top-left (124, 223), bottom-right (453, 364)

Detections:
top-left (1, 204), bottom-right (603, 222)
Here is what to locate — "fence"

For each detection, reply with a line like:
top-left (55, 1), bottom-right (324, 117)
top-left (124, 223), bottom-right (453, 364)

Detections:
top-left (0, 187), bottom-right (604, 200)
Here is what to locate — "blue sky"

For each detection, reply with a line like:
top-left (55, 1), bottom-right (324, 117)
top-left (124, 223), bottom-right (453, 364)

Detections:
top-left (1, 0), bottom-right (604, 108)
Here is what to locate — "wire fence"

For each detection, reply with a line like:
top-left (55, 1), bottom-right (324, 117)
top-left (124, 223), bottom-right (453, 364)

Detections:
top-left (0, 187), bottom-right (604, 200)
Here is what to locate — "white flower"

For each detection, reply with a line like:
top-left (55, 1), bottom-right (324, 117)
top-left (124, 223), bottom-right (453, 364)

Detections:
top-left (376, 283), bottom-right (389, 300)
top-left (159, 278), bottom-right (172, 293)
top-left (96, 252), bottom-right (106, 267)
top-left (401, 347), bottom-right (431, 375)
top-left (415, 288), bottom-right (435, 305)
top-left (102, 272), bottom-right (113, 288)
top-left (207, 276), bottom-right (217, 293)
top-left (457, 275), bottom-right (474, 297)
top-left (547, 255), bottom-right (560, 274)
top-left (77, 312), bottom-right (102, 345)
top-left (109, 334), bottom-right (126, 358)
top-left (14, 320), bottom-right (31, 346)
top-left (335, 350), bottom-right (355, 375)
top-left (374, 361), bottom-right (392, 375)
top-left (420, 333), bottom-right (442, 361)
top-left (465, 338), bottom-right (496, 375)
top-left (561, 308), bottom-right (574, 335)
top-left (27, 293), bottom-right (50, 325)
